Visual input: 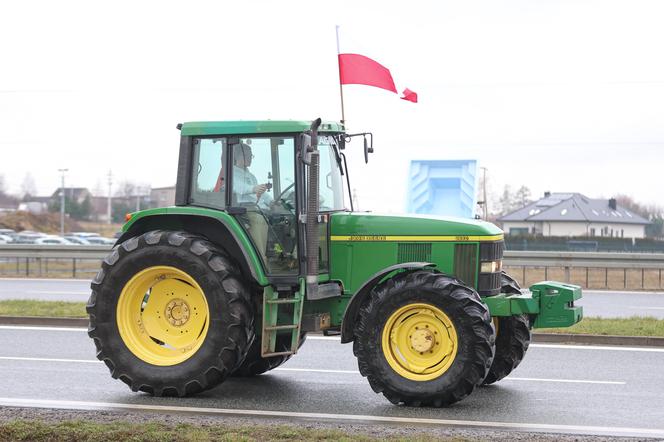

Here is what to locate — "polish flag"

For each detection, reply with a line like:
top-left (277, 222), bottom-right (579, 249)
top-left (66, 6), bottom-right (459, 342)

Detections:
top-left (338, 53), bottom-right (417, 103)
top-left (336, 28), bottom-right (417, 104)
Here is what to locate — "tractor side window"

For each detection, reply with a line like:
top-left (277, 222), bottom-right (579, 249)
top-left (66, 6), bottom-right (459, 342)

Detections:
top-left (190, 138), bottom-right (227, 209)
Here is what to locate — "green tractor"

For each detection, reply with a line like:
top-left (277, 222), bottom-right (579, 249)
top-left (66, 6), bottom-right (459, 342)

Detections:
top-left (87, 118), bottom-right (582, 406)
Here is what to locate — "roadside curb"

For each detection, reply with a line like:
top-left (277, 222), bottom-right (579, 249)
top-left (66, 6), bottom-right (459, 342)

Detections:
top-left (532, 332), bottom-right (664, 347)
top-left (1, 316), bottom-right (663, 347)
top-left (0, 316), bottom-right (88, 327)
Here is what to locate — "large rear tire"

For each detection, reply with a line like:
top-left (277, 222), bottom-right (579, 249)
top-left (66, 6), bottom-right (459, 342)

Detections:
top-left (87, 230), bottom-right (254, 396)
top-left (353, 271), bottom-right (495, 407)
top-left (482, 272), bottom-right (531, 385)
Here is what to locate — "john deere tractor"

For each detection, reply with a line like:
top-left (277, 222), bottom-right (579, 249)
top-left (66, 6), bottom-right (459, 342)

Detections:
top-left (87, 118), bottom-right (582, 406)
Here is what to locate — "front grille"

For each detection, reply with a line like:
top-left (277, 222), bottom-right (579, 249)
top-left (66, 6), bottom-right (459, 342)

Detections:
top-left (478, 240), bottom-right (504, 296)
top-left (480, 240), bottom-right (504, 261)
top-left (397, 243), bottom-right (432, 263)
top-left (454, 244), bottom-right (478, 288)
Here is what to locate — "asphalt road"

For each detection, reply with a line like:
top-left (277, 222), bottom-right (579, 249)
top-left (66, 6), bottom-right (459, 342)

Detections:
top-left (0, 326), bottom-right (663, 438)
top-left (1, 278), bottom-right (664, 319)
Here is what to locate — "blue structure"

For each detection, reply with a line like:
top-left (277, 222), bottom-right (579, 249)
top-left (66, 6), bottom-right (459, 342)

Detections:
top-left (406, 160), bottom-right (478, 218)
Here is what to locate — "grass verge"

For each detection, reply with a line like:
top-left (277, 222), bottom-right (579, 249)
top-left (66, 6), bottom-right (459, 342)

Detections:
top-left (0, 419), bottom-right (455, 442)
top-left (537, 316), bottom-right (664, 336)
top-left (0, 300), bottom-right (87, 318)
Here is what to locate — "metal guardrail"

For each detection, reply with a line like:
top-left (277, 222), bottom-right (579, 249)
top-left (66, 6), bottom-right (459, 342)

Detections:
top-left (1, 245), bottom-right (664, 267)
top-left (0, 244), bottom-right (111, 259)
top-left (503, 251), bottom-right (664, 269)
top-left (0, 246), bottom-right (663, 285)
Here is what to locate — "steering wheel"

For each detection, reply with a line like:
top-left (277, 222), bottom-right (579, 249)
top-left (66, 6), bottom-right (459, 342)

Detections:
top-left (275, 182), bottom-right (296, 211)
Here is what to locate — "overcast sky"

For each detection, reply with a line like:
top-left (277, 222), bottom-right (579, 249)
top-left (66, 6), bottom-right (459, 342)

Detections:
top-left (1, 0), bottom-right (662, 213)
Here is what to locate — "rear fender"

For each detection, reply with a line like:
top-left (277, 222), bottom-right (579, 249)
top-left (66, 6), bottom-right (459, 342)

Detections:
top-left (116, 213), bottom-right (268, 286)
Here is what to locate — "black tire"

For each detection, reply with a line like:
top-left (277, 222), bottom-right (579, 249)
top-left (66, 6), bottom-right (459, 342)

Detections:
top-left (353, 270), bottom-right (495, 407)
top-left (482, 272), bottom-right (532, 385)
top-left (87, 230), bottom-right (254, 397)
top-left (233, 333), bottom-right (307, 377)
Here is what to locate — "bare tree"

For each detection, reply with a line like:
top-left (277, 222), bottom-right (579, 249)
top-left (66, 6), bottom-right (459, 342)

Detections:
top-left (514, 185), bottom-right (532, 208)
top-left (498, 185), bottom-right (515, 215)
top-left (114, 180), bottom-right (137, 198)
top-left (21, 173), bottom-right (37, 199)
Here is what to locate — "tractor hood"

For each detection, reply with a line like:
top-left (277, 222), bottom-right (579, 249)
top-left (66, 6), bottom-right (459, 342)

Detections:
top-left (329, 212), bottom-right (503, 239)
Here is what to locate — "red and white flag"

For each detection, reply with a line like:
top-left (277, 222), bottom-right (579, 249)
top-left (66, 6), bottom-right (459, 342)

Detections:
top-left (336, 28), bottom-right (417, 104)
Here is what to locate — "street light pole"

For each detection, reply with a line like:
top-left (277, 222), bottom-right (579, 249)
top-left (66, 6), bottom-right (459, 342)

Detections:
top-left (58, 168), bottom-right (68, 237)
top-left (480, 167), bottom-right (488, 220)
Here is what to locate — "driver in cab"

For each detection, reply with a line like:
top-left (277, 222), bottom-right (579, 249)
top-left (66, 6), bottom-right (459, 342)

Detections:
top-left (232, 142), bottom-right (271, 260)
top-left (232, 143), bottom-right (273, 209)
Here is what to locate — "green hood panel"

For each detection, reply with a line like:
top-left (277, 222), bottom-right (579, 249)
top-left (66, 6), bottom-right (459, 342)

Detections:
top-left (330, 213), bottom-right (503, 239)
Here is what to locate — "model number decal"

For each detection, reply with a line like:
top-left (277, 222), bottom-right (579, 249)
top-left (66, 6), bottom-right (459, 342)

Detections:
top-left (349, 235), bottom-right (387, 241)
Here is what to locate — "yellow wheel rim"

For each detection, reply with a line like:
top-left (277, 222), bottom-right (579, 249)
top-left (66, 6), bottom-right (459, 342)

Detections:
top-left (116, 266), bottom-right (210, 366)
top-left (381, 303), bottom-right (458, 381)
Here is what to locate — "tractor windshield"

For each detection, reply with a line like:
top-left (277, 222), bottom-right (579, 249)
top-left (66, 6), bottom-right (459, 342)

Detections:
top-left (318, 135), bottom-right (347, 212)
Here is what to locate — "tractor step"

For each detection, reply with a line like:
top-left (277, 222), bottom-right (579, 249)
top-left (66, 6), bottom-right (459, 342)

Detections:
top-left (266, 298), bottom-right (299, 305)
top-left (261, 279), bottom-right (305, 358)
top-left (265, 325), bottom-right (298, 331)
top-left (262, 351), bottom-right (295, 357)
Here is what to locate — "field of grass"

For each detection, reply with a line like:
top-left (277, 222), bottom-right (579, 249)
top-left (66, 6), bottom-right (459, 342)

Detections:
top-left (536, 316), bottom-right (664, 336)
top-left (0, 300), bottom-right (87, 318)
top-left (0, 420), bottom-right (455, 442)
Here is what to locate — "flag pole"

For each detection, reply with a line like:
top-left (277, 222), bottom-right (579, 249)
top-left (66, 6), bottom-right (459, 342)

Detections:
top-left (335, 25), bottom-right (346, 125)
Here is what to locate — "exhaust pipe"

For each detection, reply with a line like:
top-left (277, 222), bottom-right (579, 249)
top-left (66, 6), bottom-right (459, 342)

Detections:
top-left (305, 118), bottom-right (322, 298)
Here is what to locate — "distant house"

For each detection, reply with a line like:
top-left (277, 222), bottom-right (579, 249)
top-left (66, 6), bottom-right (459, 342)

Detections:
top-left (52, 187), bottom-right (92, 204)
top-left (498, 192), bottom-right (650, 239)
top-left (150, 186), bottom-right (175, 208)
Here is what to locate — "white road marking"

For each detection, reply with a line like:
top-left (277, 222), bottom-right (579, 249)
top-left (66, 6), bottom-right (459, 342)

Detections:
top-left (275, 367), bottom-right (357, 374)
top-left (501, 377), bottom-right (624, 385)
top-left (0, 356), bottom-right (100, 364)
top-left (307, 335), bottom-right (342, 341)
top-left (0, 397), bottom-right (662, 438)
top-left (0, 356), bottom-right (626, 385)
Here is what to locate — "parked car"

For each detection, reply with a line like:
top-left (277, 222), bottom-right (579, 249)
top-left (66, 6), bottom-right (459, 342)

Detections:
top-left (34, 236), bottom-right (75, 245)
top-left (0, 229), bottom-right (16, 237)
top-left (13, 232), bottom-right (47, 244)
top-left (85, 236), bottom-right (115, 245)
top-left (0, 234), bottom-right (13, 244)
top-left (69, 232), bottom-right (102, 238)
top-left (63, 236), bottom-right (92, 245)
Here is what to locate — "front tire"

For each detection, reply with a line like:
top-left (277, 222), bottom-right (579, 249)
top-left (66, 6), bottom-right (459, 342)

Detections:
top-left (87, 230), bottom-right (254, 396)
top-left (354, 271), bottom-right (495, 407)
top-left (482, 272), bottom-right (532, 385)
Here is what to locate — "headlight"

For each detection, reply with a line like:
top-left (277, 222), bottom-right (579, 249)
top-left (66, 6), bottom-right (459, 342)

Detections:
top-left (480, 260), bottom-right (502, 273)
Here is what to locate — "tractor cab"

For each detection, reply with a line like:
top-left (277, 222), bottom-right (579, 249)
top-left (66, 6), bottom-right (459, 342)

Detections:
top-left (177, 120), bottom-right (349, 278)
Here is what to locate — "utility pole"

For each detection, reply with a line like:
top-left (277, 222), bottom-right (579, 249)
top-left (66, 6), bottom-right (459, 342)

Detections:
top-left (135, 186), bottom-right (141, 212)
top-left (58, 168), bottom-right (68, 236)
top-left (107, 170), bottom-right (113, 224)
top-left (480, 167), bottom-right (488, 220)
